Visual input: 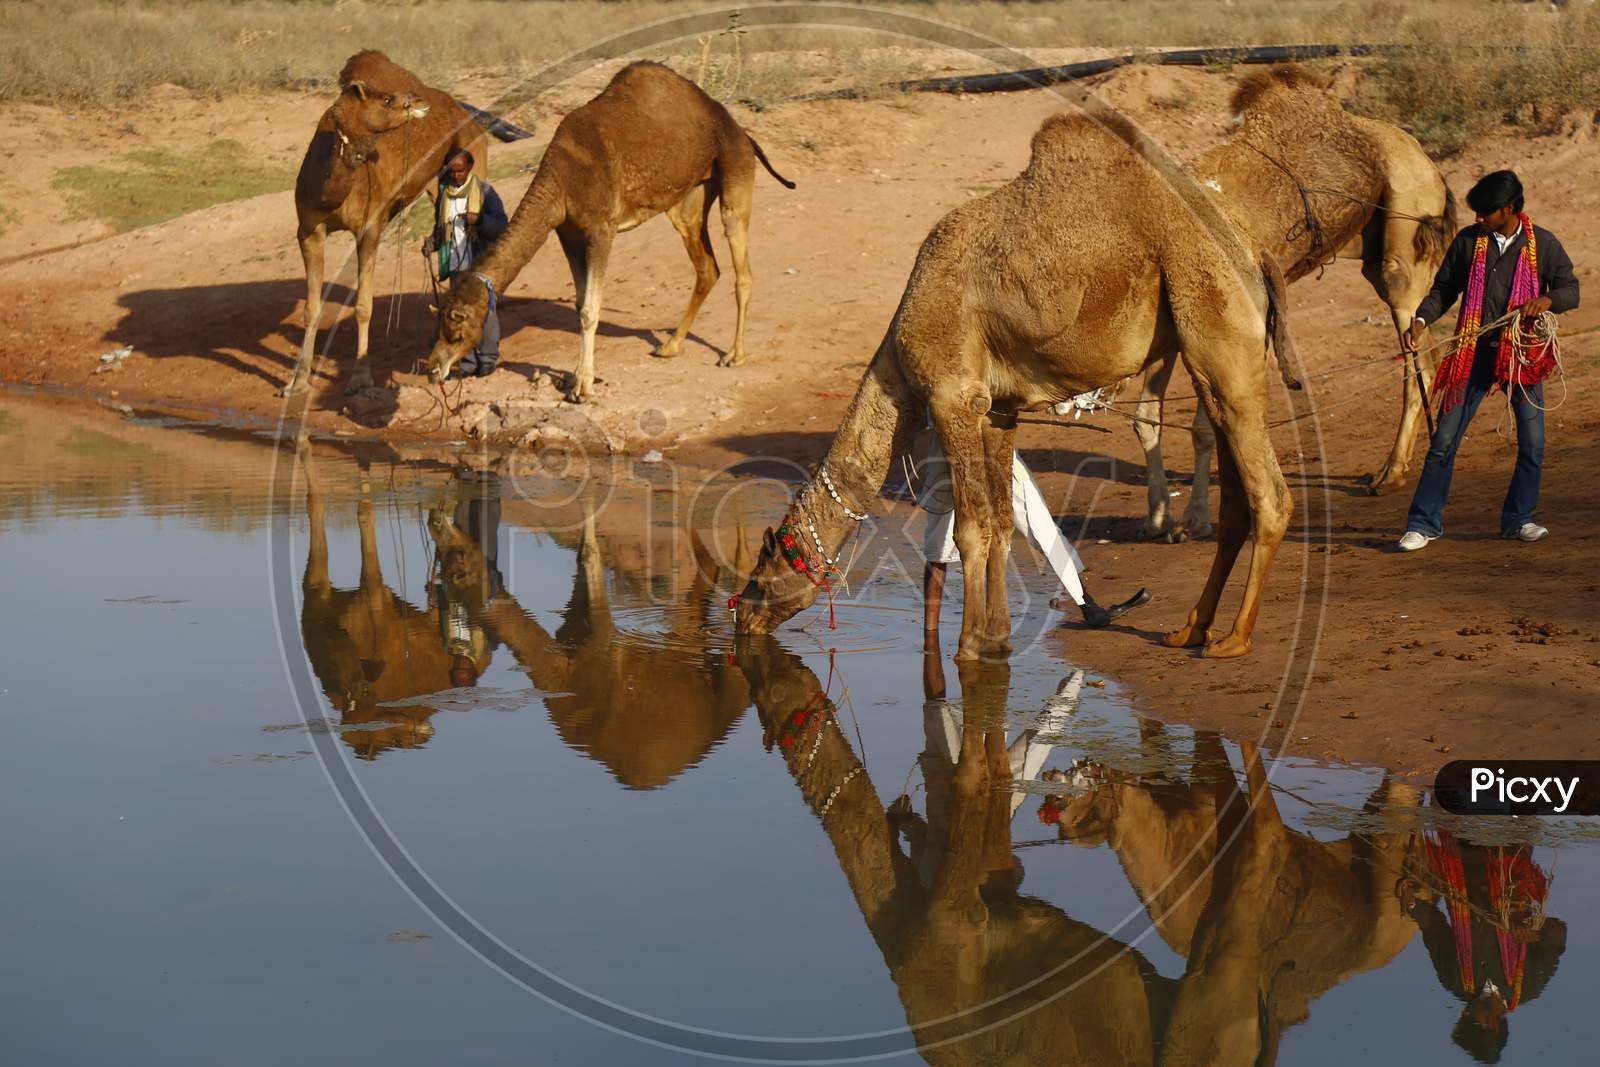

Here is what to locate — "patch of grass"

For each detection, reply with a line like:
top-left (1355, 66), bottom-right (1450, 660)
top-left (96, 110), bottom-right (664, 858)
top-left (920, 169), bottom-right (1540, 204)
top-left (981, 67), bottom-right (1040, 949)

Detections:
top-left (0, 202), bottom-right (17, 241)
top-left (7, 2), bottom-right (1600, 162)
top-left (400, 196), bottom-right (435, 244)
top-left (51, 138), bottom-right (295, 232)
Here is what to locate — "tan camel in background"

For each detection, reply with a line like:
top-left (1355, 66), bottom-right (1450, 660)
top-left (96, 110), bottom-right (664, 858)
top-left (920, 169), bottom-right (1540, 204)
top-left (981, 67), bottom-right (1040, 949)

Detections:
top-left (286, 51), bottom-right (489, 398)
top-left (426, 61), bottom-right (795, 403)
top-left (1133, 66), bottom-right (1455, 539)
top-left (736, 109), bottom-right (1299, 660)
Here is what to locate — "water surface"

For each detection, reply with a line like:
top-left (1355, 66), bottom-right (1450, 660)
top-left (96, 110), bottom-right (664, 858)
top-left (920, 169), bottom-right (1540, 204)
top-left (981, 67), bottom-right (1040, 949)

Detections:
top-left (1, 394), bottom-right (1594, 1065)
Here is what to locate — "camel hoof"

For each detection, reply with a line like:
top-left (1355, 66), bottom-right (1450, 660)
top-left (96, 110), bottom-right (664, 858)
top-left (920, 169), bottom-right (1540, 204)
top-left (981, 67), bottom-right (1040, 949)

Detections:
top-left (652, 345), bottom-right (681, 360)
top-left (722, 351), bottom-right (748, 369)
top-left (278, 380), bottom-right (310, 398)
top-left (1203, 635), bottom-right (1252, 659)
top-left (1357, 471), bottom-right (1376, 486)
top-left (562, 373), bottom-right (591, 404)
top-left (1163, 625), bottom-right (1207, 649)
top-left (1166, 528), bottom-right (1189, 545)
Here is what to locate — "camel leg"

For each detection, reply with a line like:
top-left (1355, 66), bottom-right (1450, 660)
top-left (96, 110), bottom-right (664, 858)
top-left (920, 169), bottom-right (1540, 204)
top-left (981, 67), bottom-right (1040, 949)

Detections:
top-left (1364, 305), bottom-right (1436, 496)
top-left (348, 224), bottom-right (382, 394)
top-left (1164, 433), bottom-right (1250, 650)
top-left (300, 440), bottom-right (330, 595)
top-left (930, 398), bottom-right (994, 663)
top-left (718, 170), bottom-right (756, 368)
top-left (283, 224), bottom-right (327, 397)
top-left (1132, 352), bottom-right (1177, 539)
top-left (654, 183), bottom-right (719, 360)
top-left (565, 229), bottom-right (612, 404)
top-left (1183, 404), bottom-right (1216, 540)
top-left (1200, 394), bottom-right (1292, 660)
top-left (357, 495), bottom-right (382, 594)
top-left (1362, 207), bottom-right (1442, 495)
top-left (979, 418), bottom-right (1015, 658)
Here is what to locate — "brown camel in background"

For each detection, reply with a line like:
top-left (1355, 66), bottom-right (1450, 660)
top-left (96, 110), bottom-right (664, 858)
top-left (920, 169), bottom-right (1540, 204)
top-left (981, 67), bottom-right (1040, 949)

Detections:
top-left (736, 109), bottom-right (1299, 660)
top-left (1133, 66), bottom-right (1456, 539)
top-left (426, 61), bottom-right (795, 403)
top-left (286, 51), bottom-right (489, 398)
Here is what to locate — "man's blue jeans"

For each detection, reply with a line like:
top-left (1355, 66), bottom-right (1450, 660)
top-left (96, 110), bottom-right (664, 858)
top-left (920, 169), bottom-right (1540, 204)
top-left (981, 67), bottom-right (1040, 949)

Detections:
top-left (1406, 375), bottom-right (1545, 538)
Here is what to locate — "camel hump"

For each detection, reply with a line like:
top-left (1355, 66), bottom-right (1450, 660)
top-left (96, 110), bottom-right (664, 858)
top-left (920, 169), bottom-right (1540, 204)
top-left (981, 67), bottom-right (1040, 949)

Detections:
top-left (1229, 64), bottom-right (1333, 117)
top-left (338, 50), bottom-right (428, 94)
top-left (607, 59), bottom-right (689, 92)
top-left (1025, 109), bottom-right (1155, 177)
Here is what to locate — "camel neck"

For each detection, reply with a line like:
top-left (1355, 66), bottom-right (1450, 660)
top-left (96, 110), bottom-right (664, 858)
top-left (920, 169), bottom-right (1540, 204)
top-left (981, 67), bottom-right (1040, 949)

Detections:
top-left (797, 341), bottom-right (920, 562)
top-left (475, 169), bottom-right (563, 293)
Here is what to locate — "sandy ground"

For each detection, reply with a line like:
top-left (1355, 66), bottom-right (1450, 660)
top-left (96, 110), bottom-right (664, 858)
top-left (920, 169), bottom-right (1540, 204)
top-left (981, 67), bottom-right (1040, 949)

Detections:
top-left (3, 62), bottom-right (1598, 780)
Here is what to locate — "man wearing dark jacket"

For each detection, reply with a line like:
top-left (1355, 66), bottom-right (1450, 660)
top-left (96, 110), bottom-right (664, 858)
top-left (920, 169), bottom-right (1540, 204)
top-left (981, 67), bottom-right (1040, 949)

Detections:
top-left (1398, 171), bottom-right (1579, 551)
top-left (423, 148), bottom-right (508, 379)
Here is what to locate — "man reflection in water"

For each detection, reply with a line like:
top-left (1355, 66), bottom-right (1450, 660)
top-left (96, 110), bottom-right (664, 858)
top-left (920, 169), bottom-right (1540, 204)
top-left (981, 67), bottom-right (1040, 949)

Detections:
top-left (431, 472), bottom-right (504, 688)
top-left (1403, 830), bottom-right (1566, 1063)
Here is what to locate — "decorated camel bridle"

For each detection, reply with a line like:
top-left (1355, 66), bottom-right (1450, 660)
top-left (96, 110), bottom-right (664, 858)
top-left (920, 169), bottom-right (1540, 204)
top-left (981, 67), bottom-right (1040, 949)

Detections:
top-left (729, 463), bottom-right (868, 630)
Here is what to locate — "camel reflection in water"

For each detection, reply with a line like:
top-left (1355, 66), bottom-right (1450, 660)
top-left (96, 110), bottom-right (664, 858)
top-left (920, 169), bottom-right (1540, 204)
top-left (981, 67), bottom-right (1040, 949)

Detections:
top-left (298, 445), bottom-right (482, 758)
top-left (298, 443), bottom-right (746, 776)
top-left (735, 639), bottom-right (1565, 1066)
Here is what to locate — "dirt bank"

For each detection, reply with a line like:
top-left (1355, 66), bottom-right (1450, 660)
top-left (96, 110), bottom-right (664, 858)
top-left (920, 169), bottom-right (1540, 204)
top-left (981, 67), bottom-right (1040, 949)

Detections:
top-left (3, 64), bottom-right (1598, 780)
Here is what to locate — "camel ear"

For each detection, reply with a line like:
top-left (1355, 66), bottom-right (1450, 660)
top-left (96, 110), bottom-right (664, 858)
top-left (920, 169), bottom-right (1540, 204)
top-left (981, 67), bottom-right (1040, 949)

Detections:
top-left (347, 80), bottom-right (367, 100)
top-left (761, 526), bottom-right (778, 554)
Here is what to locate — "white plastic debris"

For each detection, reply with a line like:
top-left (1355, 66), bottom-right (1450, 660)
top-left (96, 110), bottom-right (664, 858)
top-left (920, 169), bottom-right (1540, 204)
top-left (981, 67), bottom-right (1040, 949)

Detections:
top-left (1050, 388), bottom-right (1107, 419)
top-left (641, 449), bottom-right (664, 464)
top-left (99, 345), bottom-right (134, 364)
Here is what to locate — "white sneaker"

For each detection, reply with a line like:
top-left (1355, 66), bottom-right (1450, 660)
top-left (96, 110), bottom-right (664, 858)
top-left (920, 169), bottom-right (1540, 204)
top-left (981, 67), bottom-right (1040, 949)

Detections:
top-left (1398, 531), bottom-right (1437, 552)
top-left (1511, 522), bottom-right (1548, 542)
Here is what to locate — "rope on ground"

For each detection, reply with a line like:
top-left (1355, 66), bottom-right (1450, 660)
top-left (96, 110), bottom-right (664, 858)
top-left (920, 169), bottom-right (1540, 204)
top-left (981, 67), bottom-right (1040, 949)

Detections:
top-left (1087, 309), bottom-right (1535, 433)
top-left (396, 375), bottom-right (465, 435)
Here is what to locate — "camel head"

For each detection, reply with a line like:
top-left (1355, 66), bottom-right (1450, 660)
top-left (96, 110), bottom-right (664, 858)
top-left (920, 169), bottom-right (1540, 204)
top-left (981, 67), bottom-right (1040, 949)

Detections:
top-left (339, 79), bottom-right (430, 135)
top-left (427, 274), bottom-right (490, 382)
top-left (732, 524), bottom-right (820, 635)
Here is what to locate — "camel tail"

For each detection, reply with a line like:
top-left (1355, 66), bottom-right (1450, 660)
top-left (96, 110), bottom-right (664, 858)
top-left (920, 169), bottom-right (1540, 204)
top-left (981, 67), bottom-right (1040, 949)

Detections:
top-left (458, 99), bottom-right (535, 142)
top-left (1413, 185), bottom-right (1457, 264)
top-left (746, 134), bottom-right (796, 189)
top-left (1262, 255), bottom-right (1304, 390)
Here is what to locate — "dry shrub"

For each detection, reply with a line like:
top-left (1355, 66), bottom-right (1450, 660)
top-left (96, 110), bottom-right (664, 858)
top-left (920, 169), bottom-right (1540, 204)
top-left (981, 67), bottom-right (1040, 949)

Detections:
top-left (1351, 5), bottom-right (1600, 156)
top-left (3, 1), bottom-right (1598, 157)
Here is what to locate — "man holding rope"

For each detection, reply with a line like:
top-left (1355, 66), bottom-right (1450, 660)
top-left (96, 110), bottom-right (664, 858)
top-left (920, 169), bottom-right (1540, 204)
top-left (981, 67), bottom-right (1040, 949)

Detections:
top-left (1398, 171), bottom-right (1579, 551)
top-left (423, 148), bottom-right (508, 379)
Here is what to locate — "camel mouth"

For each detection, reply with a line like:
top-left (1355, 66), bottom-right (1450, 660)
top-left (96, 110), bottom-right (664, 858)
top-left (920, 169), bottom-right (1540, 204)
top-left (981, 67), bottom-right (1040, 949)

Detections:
top-left (407, 103), bottom-right (430, 120)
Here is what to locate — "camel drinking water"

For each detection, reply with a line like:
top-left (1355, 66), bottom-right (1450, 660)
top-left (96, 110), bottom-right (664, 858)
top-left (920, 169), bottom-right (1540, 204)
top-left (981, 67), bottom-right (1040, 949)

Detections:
top-left (425, 61), bottom-right (795, 403)
top-left (1132, 66), bottom-right (1456, 539)
top-left (735, 109), bottom-right (1299, 661)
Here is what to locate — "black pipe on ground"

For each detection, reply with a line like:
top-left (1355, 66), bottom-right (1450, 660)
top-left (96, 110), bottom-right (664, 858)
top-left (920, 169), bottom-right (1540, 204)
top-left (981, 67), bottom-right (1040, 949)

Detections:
top-left (795, 43), bottom-right (1406, 102)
